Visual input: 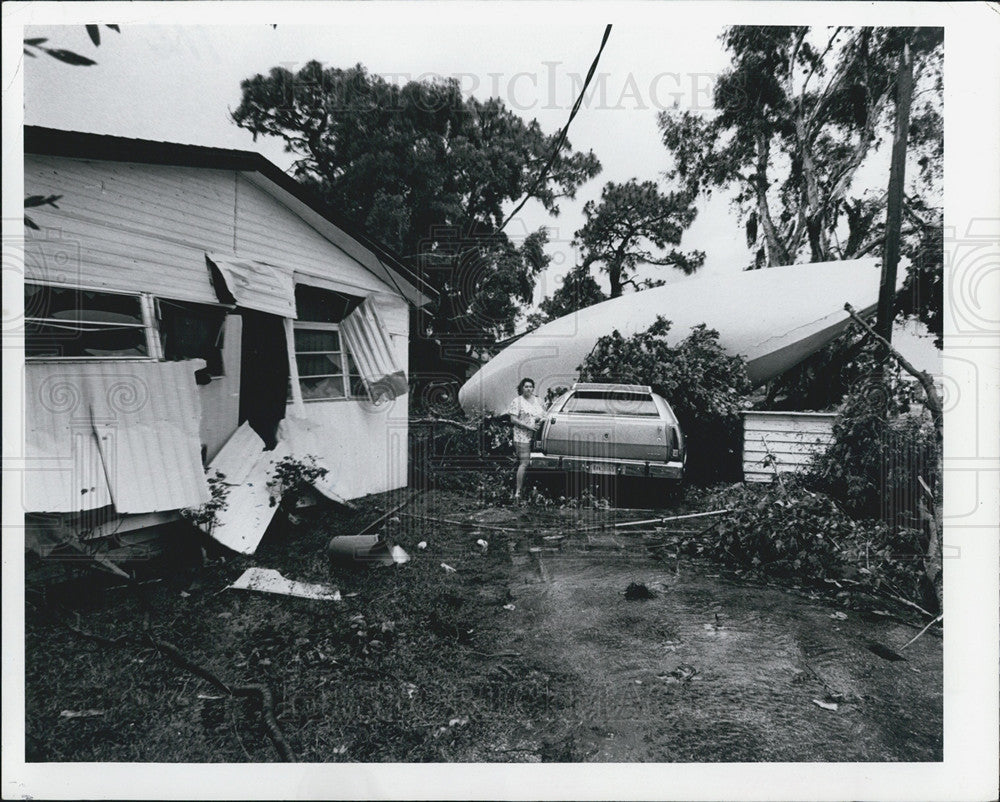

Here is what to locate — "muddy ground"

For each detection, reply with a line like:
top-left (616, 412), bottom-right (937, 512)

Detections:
top-left (24, 488), bottom-right (942, 762)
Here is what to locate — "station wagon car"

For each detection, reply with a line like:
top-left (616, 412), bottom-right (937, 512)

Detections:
top-left (529, 382), bottom-right (685, 482)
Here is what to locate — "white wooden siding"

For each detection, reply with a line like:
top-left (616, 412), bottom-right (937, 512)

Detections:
top-left (24, 156), bottom-right (402, 304)
top-left (234, 174), bottom-right (393, 298)
top-left (742, 411), bottom-right (837, 483)
top-left (24, 153), bottom-right (414, 501)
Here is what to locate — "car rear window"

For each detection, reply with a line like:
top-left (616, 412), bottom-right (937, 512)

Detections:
top-left (563, 391), bottom-right (660, 417)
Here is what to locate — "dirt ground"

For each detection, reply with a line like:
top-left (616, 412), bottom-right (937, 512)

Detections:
top-left (24, 487), bottom-right (942, 762)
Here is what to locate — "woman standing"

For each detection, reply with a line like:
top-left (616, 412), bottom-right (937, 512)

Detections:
top-left (506, 378), bottom-right (546, 500)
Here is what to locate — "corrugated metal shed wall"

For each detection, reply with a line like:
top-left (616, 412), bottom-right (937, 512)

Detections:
top-left (24, 361), bottom-right (210, 513)
top-left (742, 411), bottom-right (836, 483)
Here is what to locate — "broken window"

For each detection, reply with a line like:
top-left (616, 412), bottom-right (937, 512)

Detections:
top-left (291, 285), bottom-right (366, 401)
top-left (25, 283), bottom-right (151, 359)
top-left (156, 299), bottom-right (227, 376)
top-left (291, 323), bottom-right (365, 401)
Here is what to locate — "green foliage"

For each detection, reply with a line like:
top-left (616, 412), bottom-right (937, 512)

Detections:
top-left (22, 25), bottom-right (119, 64)
top-left (577, 317), bottom-right (751, 482)
top-left (758, 333), bottom-right (887, 411)
top-left (544, 386), bottom-right (570, 407)
top-left (573, 179), bottom-right (705, 298)
top-left (231, 63), bottom-right (601, 358)
top-left (526, 267), bottom-right (608, 327)
top-left (806, 371), bottom-right (938, 525)
top-left (181, 472), bottom-right (231, 534)
top-left (267, 455), bottom-right (329, 509)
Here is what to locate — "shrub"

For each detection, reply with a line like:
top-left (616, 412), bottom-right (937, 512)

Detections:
top-left (181, 471), bottom-right (230, 534)
top-left (577, 317), bottom-right (752, 483)
top-left (806, 371), bottom-right (938, 526)
top-left (695, 481), bottom-right (936, 612)
top-left (408, 416), bottom-right (514, 493)
top-left (267, 455), bottom-right (328, 509)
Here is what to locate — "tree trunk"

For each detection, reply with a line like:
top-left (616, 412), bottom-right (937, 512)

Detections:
top-left (876, 36), bottom-right (915, 344)
top-left (754, 130), bottom-right (790, 266)
top-left (608, 263), bottom-right (624, 298)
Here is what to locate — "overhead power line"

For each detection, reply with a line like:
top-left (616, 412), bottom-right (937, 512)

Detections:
top-left (497, 24), bottom-right (613, 234)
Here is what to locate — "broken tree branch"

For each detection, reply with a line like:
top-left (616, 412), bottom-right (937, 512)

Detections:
top-left (843, 303), bottom-right (942, 439)
top-left (61, 617), bottom-right (295, 762)
top-left (900, 613), bottom-right (943, 651)
top-left (356, 490), bottom-right (423, 537)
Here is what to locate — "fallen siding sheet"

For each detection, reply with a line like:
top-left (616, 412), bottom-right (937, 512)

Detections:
top-left (25, 361), bottom-right (210, 513)
top-left (228, 567), bottom-right (341, 601)
top-left (203, 422), bottom-right (289, 554)
top-left (742, 411), bottom-right (837, 483)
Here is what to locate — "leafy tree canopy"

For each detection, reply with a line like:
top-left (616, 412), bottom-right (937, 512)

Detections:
top-left (525, 265), bottom-right (608, 329)
top-left (658, 26), bottom-right (943, 342)
top-left (574, 179), bottom-right (705, 299)
top-left (231, 62), bottom-right (602, 365)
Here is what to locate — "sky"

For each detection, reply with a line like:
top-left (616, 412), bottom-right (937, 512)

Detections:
top-left (18, 13), bottom-right (942, 367)
top-left (5, 4), bottom-right (1000, 799)
top-left (20, 19), bottom-right (751, 303)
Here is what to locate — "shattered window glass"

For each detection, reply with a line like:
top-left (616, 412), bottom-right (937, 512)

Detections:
top-left (25, 283), bottom-right (149, 358)
top-left (157, 299), bottom-right (227, 375)
top-left (292, 284), bottom-right (368, 402)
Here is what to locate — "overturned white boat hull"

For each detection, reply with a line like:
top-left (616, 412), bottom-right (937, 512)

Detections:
top-left (459, 258), bottom-right (888, 415)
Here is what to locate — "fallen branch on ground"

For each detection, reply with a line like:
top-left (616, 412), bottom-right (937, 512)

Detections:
top-left (836, 578), bottom-right (936, 620)
top-left (577, 508), bottom-right (732, 533)
top-left (61, 617), bottom-right (294, 761)
top-left (900, 613), bottom-right (943, 650)
top-left (355, 490), bottom-right (423, 537)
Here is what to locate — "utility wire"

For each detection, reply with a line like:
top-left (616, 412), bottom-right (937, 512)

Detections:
top-left (497, 24), bottom-right (612, 234)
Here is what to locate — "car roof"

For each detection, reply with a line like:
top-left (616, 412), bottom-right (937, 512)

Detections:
top-left (571, 382), bottom-right (653, 394)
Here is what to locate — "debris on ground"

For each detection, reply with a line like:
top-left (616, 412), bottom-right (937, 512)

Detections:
top-left (328, 534), bottom-right (395, 567)
top-left (417, 541), bottom-right (427, 550)
top-left (830, 611), bottom-right (848, 620)
top-left (390, 545), bottom-right (410, 565)
top-left (812, 699), bottom-right (839, 712)
top-left (866, 641), bottom-right (906, 662)
top-left (624, 582), bottom-right (656, 600)
top-left (441, 563), bottom-right (457, 573)
top-left (476, 538), bottom-right (489, 552)
top-left (59, 709), bottom-right (105, 719)
top-left (659, 664), bottom-right (698, 683)
top-left (503, 604), bottom-right (516, 611)
top-left (228, 567), bottom-right (341, 601)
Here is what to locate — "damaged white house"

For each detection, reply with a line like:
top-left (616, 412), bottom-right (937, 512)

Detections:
top-left (22, 126), bottom-right (434, 561)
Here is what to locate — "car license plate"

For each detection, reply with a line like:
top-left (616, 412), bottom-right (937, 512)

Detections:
top-left (589, 463), bottom-right (616, 475)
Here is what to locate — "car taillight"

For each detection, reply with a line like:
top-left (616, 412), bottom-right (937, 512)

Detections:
top-left (669, 427), bottom-right (680, 458)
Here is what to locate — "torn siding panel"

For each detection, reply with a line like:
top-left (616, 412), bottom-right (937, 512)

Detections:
top-left (198, 314), bottom-right (243, 463)
top-left (205, 253), bottom-right (297, 318)
top-left (203, 422), bottom-right (288, 555)
top-left (340, 297), bottom-right (407, 399)
top-left (25, 362), bottom-right (210, 513)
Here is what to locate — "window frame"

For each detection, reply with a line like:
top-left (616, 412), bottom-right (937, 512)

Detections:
top-left (24, 281), bottom-right (160, 361)
top-left (154, 297), bottom-right (230, 377)
top-left (288, 320), bottom-right (367, 404)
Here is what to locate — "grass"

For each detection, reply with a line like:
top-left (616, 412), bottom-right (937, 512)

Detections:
top-left (25, 487), bottom-right (595, 763)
